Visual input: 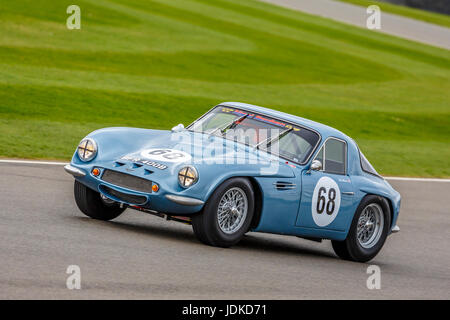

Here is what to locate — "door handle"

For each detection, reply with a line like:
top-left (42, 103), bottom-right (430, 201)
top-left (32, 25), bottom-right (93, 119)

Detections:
top-left (342, 192), bottom-right (354, 195)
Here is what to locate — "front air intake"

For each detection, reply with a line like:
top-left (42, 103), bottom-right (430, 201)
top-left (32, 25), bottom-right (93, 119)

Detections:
top-left (100, 185), bottom-right (147, 205)
top-left (101, 169), bottom-right (153, 193)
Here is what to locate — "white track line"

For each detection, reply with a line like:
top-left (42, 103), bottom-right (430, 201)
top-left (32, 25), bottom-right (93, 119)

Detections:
top-left (384, 177), bottom-right (450, 183)
top-left (0, 159), bottom-right (67, 166)
top-left (1, 159), bottom-right (449, 182)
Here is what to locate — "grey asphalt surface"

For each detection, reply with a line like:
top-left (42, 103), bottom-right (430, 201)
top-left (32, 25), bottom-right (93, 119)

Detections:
top-left (0, 163), bottom-right (449, 299)
top-left (259, 0), bottom-right (450, 50)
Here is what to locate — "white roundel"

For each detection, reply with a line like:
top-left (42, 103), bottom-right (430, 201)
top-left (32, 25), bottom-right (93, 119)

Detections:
top-left (140, 148), bottom-right (191, 163)
top-left (311, 176), bottom-right (341, 227)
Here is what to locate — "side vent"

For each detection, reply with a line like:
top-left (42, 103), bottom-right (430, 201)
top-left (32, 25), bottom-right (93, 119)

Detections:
top-left (144, 169), bottom-right (153, 175)
top-left (132, 163), bottom-right (143, 169)
top-left (274, 181), bottom-right (296, 190)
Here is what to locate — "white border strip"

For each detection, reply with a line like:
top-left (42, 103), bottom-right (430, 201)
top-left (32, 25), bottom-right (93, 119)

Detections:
top-left (1, 159), bottom-right (449, 182)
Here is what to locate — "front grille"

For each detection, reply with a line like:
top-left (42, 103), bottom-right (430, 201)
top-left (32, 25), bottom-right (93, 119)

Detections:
top-left (102, 169), bottom-right (153, 193)
top-left (100, 185), bottom-right (147, 205)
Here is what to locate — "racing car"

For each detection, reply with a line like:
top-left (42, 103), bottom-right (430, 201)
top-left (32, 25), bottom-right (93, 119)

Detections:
top-left (65, 102), bottom-right (400, 262)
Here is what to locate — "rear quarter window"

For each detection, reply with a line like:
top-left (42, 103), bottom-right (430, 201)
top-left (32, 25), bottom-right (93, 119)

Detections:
top-left (360, 151), bottom-right (380, 176)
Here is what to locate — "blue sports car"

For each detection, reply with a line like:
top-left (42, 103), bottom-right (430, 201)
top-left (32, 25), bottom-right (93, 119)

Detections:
top-left (65, 102), bottom-right (400, 262)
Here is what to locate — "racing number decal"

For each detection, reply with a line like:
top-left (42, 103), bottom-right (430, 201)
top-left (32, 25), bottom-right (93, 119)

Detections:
top-left (147, 149), bottom-right (184, 160)
top-left (311, 177), bottom-right (341, 227)
top-left (316, 187), bottom-right (336, 214)
top-left (140, 148), bottom-right (192, 163)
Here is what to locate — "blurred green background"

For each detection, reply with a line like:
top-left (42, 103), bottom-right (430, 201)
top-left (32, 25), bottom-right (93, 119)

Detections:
top-left (0, 0), bottom-right (449, 177)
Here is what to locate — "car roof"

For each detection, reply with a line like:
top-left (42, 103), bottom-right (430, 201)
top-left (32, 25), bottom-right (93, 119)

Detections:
top-left (219, 102), bottom-right (350, 141)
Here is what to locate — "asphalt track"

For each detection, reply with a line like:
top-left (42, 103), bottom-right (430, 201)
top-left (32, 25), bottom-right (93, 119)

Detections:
top-left (0, 162), bottom-right (449, 299)
top-left (259, 0), bottom-right (450, 50)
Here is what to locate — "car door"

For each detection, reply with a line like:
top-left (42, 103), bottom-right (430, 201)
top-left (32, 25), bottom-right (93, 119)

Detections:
top-left (295, 137), bottom-right (355, 231)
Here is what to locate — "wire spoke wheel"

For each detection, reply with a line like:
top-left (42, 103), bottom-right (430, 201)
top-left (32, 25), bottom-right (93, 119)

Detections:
top-left (332, 195), bottom-right (391, 262)
top-left (357, 203), bottom-right (384, 249)
top-left (217, 187), bottom-right (248, 234)
top-left (192, 178), bottom-right (254, 248)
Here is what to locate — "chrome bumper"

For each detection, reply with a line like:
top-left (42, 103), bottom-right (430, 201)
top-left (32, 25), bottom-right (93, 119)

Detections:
top-left (64, 164), bottom-right (86, 177)
top-left (391, 225), bottom-right (400, 233)
top-left (165, 194), bottom-right (204, 206)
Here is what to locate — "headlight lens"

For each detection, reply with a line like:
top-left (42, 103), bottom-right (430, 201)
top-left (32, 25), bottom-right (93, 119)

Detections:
top-left (178, 166), bottom-right (198, 188)
top-left (77, 138), bottom-right (97, 162)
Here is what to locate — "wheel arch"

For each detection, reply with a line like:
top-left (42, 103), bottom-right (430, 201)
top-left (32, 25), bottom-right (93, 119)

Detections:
top-left (355, 177), bottom-right (400, 233)
top-left (356, 192), bottom-right (394, 229)
top-left (203, 175), bottom-right (263, 230)
top-left (384, 196), bottom-right (395, 228)
top-left (247, 177), bottom-right (263, 230)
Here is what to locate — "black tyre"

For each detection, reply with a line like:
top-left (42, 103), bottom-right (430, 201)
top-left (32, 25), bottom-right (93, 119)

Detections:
top-left (331, 195), bottom-right (391, 262)
top-left (192, 177), bottom-right (255, 247)
top-left (331, 240), bottom-right (351, 260)
top-left (74, 180), bottom-right (125, 221)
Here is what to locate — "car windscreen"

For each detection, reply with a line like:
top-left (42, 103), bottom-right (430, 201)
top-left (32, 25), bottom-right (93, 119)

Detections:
top-left (188, 106), bottom-right (320, 164)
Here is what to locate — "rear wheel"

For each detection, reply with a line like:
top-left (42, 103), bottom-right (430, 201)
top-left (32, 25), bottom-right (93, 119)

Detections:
top-left (74, 180), bottom-right (125, 221)
top-left (192, 178), bottom-right (254, 247)
top-left (331, 195), bottom-right (391, 262)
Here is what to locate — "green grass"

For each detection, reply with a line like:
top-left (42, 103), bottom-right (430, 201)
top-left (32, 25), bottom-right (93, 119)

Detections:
top-left (337, 0), bottom-right (450, 28)
top-left (0, 0), bottom-right (449, 177)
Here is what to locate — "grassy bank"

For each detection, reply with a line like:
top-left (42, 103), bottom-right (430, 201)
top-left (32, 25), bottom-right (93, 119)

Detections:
top-left (0, 0), bottom-right (449, 176)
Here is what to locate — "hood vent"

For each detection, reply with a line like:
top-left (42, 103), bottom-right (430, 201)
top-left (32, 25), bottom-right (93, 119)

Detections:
top-left (274, 181), bottom-right (296, 190)
top-left (114, 161), bottom-right (125, 167)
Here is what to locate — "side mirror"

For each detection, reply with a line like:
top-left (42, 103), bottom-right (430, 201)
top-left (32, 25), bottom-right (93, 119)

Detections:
top-left (311, 160), bottom-right (322, 171)
top-left (306, 160), bottom-right (322, 175)
top-left (171, 123), bottom-right (185, 132)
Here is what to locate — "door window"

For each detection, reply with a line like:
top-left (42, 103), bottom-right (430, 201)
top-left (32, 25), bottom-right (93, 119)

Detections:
top-left (314, 138), bottom-right (347, 175)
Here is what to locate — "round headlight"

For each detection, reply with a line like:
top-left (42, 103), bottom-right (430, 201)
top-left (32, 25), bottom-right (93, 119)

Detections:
top-left (178, 166), bottom-right (198, 188)
top-left (77, 138), bottom-right (97, 162)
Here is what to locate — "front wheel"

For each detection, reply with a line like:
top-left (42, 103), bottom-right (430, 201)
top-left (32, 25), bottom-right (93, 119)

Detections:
top-left (332, 195), bottom-right (391, 262)
top-left (74, 180), bottom-right (126, 221)
top-left (192, 178), bottom-right (254, 247)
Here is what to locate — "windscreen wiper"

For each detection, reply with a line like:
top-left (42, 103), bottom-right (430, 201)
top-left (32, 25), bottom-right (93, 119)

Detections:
top-left (210, 113), bottom-right (249, 136)
top-left (255, 127), bottom-right (293, 150)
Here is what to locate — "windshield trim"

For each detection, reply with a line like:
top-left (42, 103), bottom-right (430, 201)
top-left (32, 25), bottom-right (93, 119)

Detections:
top-left (186, 105), bottom-right (322, 166)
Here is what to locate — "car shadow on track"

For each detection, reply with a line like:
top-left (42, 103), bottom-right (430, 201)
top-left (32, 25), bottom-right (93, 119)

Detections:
top-left (238, 234), bottom-right (337, 259)
top-left (73, 215), bottom-right (338, 260)
top-left (73, 215), bottom-right (198, 242)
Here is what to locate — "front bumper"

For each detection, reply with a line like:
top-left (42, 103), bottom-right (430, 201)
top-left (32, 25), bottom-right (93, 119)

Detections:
top-left (64, 164), bottom-right (86, 177)
top-left (64, 163), bottom-right (204, 214)
top-left (165, 194), bottom-right (204, 206)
